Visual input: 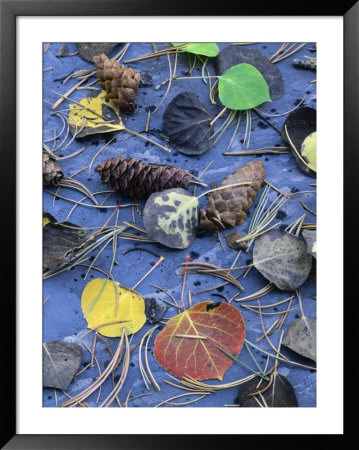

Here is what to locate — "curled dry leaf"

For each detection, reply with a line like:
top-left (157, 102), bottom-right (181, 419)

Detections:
top-left (215, 46), bottom-right (285, 101)
top-left (43, 212), bottom-right (89, 272)
top-left (162, 92), bottom-right (214, 156)
top-left (68, 90), bottom-right (125, 138)
top-left (281, 106), bottom-right (316, 177)
top-left (236, 372), bottom-right (298, 407)
top-left (153, 301), bottom-right (246, 381)
top-left (76, 43), bottom-right (118, 61)
top-left (283, 315), bottom-right (316, 362)
top-left (81, 278), bottom-right (146, 337)
top-left (253, 229), bottom-right (312, 290)
top-left (43, 340), bottom-right (83, 390)
top-left (143, 188), bottom-right (199, 249)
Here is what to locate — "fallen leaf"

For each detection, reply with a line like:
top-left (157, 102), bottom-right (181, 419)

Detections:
top-left (283, 315), bottom-right (316, 362)
top-left (162, 92), bottom-right (214, 155)
top-left (301, 131), bottom-right (317, 172)
top-left (143, 188), bottom-right (199, 249)
top-left (81, 278), bottom-right (146, 337)
top-left (76, 43), bottom-right (118, 61)
top-left (302, 230), bottom-right (316, 258)
top-left (218, 63), bottom-right (271, 110)
top-left (153, 301), bottom-right (246, 381)
top-left (43, 212), bottom-right (89, 272)
top-left (253, 229), bottom-right (312, 290)
top-left (43, 341), bottom-right (82, 390)
top-left (215, 46), bottom-right (285, 101)
top-left (172, 43), bottom-right (219, 57)
top-left (236, 372), bottom-right (298, 407)
top-left (68, 90), bottom-right (125, 138)
top-left (281, 106), bottom-right (316, 177)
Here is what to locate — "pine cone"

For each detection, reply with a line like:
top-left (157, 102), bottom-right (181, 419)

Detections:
top-left (200, 161), bottom-right (265, 233)
top-left (93, 54), bottom-right (140, 113)
top-left (43, 151), bottom-right (63, 186)
top-left (97, 155), bottom-right (192, 199)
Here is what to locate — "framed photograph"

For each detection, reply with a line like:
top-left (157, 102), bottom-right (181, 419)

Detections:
top-left (2, 1), bottom-right (355, 448)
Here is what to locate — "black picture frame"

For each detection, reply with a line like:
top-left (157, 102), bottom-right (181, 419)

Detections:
top-left (1, 1), bottom-right (355, 448)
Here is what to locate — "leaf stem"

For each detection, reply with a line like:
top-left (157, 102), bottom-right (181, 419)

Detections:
top-left (132, 256), bottom-right (164, 290)
top-left (174, 75), bottom-right (218, 81)
top-left (180, 255), bottom-right (190, 311)
top-left (174, 334), bottom-right (207, 340)
top-left (244, 339), bottom-right (316, 371)
top-left (217, 347), bottom-right (269, 381)
top-left (210, 107), bottom-right (227, 127)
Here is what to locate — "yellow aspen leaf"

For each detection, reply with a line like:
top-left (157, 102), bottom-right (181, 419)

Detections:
top-left (301, 131), bottom-right (316, 172)
top-left (68, 90), bottom-right (125, 138)
top-left (43, 217), bottom-right (51, 226)
top-left (81, 278), bottom-right (146, 337)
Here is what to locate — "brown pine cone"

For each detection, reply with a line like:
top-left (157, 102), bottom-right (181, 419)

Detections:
top-left (97, 155), bottom-right (192, 200)
top-left (43, 151), bottom-right (63, 186)
top-left (93, 54), bottom-right (140, 113)
top-left (200, 161), bottom-right (265, 233)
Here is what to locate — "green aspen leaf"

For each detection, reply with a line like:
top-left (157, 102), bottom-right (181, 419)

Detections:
top-left (143, 188), bottom-right (199, 249)
top-left (215, 46), bottom-right (285, 101)
top-left (218, 63), bottom-right (271, 110)
top-left (301, 131), bottom-right (317, 172)
top-left (172, 43), bottom-right (219, 57)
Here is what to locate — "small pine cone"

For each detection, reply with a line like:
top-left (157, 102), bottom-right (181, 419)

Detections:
top-left (97, 155), bottom-right (192, 199)
top-left (93, 54), bottom-right (140, 113)
top-left (43, 151), bottom-right (63, 186)
top-left (226, 232), bottom-right (249, 250)
top-left (200, 161), bottom-right (265, 233)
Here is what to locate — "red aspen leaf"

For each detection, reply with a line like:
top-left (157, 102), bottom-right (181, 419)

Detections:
top-left (153, 301), bottom-right (246, 381)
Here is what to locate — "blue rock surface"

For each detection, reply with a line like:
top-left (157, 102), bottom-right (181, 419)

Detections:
top-left (43, 42), bottom-right (317, 408)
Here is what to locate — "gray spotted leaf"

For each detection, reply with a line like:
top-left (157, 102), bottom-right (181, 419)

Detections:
top-left (43, 341), bottom-right (83, 390)
top-left (143, 188), bottom-right (199, 249)
top-left (283, 315), bottom-right (316, 362)
top-left (253, 229), bottom-right (312, 290)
